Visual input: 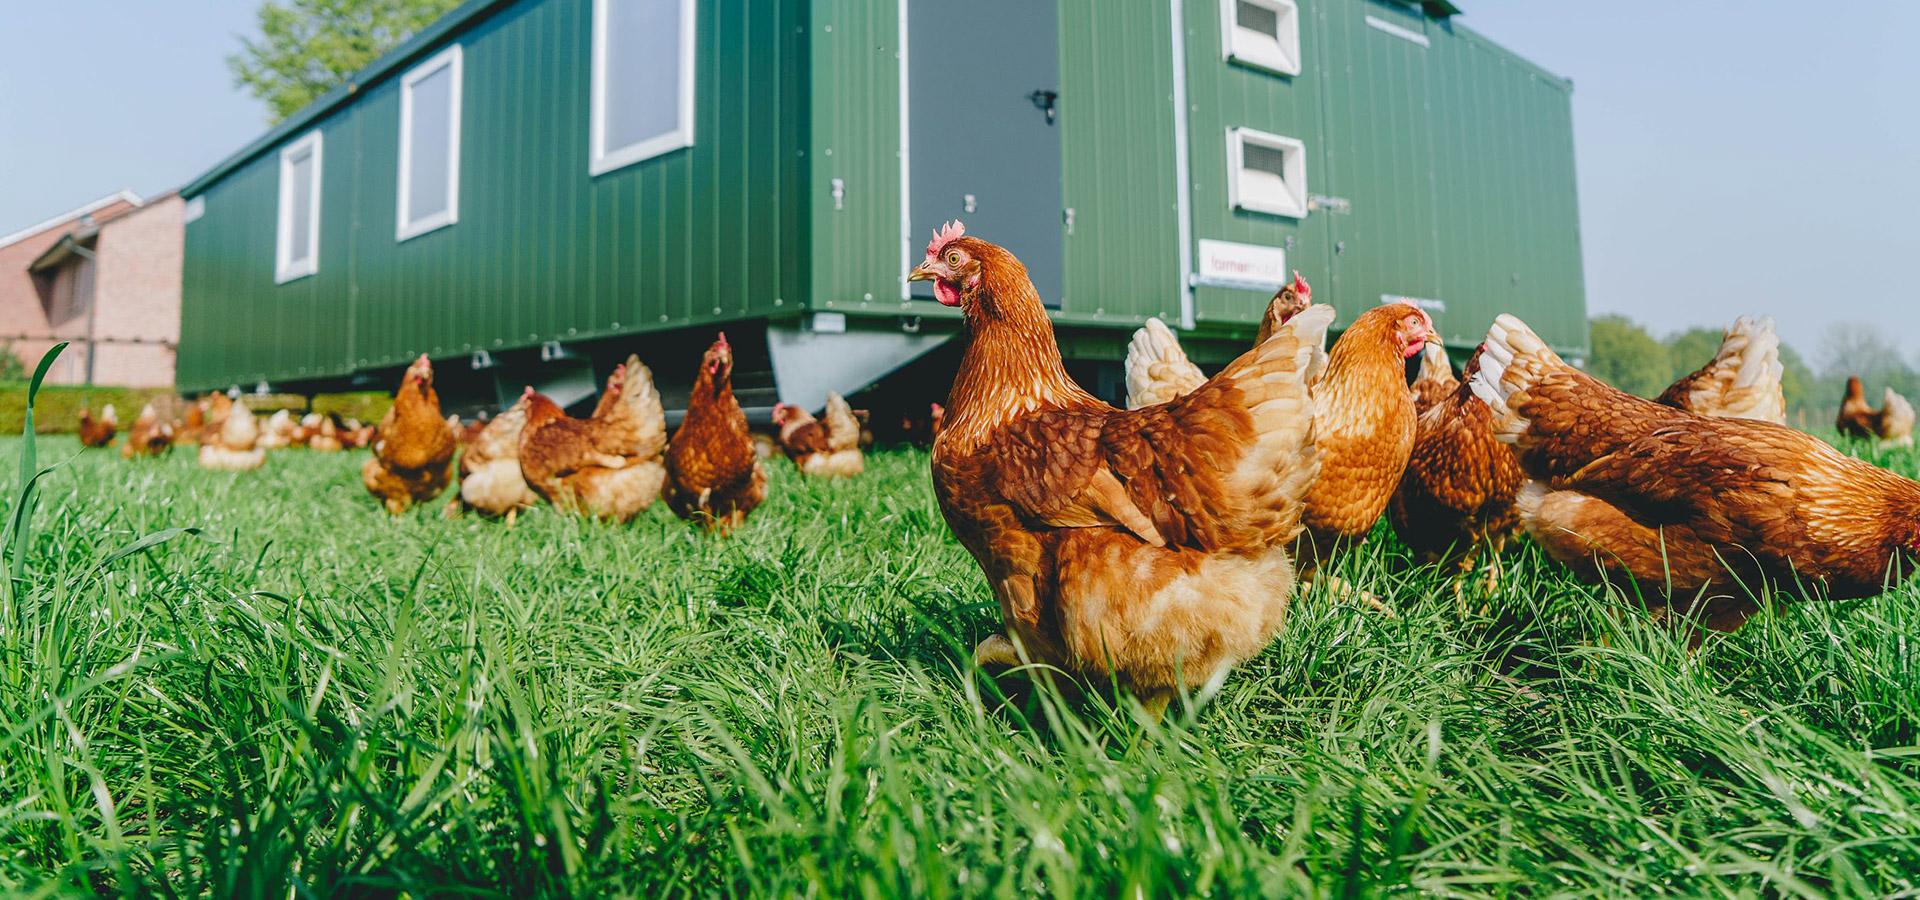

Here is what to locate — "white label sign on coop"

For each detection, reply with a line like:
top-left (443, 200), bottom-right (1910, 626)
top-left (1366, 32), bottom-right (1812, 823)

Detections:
top-left (1195, 239), bottom-right (1288, 292)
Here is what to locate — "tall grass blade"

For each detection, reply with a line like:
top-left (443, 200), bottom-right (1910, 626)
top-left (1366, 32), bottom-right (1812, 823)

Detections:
top-left (6, 341), bottom-right (66, 590)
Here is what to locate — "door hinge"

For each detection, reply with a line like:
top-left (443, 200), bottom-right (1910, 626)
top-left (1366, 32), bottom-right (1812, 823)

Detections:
top-left (830, 177), bottom-right (845, 211)
top-left (1063, 207), bottom-right (1076, 235)
top-left (963, 194), bottom-right (977, 214)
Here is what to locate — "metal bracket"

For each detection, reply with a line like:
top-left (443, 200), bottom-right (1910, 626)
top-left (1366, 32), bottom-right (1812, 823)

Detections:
top-left (540, 341), bottom-right (580, 362)
top-left (1064, 207), bottom-right (1076, 235)
top-left (830, 177), bottom-right (845, 211)
top-left (470, 350), bottom-right (495, 370)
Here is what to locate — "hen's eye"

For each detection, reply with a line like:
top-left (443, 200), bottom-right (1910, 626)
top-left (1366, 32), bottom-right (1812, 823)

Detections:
top-left (945, 250), bottom-right (962, 267)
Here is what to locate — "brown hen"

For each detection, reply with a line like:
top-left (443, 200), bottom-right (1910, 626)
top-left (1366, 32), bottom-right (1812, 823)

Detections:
top-left (1289, 301), bottom-right (1437, 581)
top-left (772, 391), bottom-right (864, 478)
top-left (1472, 314), bottom-right (1920, 634)
top-left (120, 404), bottom-right (175, 458)
top-left (520, 357), bottom-right (669, 522)
top-left (1837, 376), bottom-right (1916, 448)
top-left (663, 334), bottom-right (767, 532)
top-left (914, 221), bottom-right (1329, 718)
top-left (361, 355), bottom-right (458, 514)
top-left (1388, 343), bottom-right (1523, 579)
top-left (77, 406), bottom-right (118, 448)
top-left (452, 392), bottom-right (539, 519)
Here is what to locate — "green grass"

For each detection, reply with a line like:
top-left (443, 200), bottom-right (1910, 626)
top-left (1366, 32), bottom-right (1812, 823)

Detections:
top-left (1, 434), bottom-right (1918, 898)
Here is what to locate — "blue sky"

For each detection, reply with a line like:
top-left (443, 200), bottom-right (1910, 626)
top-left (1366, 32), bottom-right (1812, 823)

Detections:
top-left (2, 1), bottom-right (1915, 360)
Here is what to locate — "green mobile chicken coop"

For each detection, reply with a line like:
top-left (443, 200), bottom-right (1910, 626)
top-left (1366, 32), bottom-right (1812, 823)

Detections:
top-left (178, 0), bottom-right (1586, 418)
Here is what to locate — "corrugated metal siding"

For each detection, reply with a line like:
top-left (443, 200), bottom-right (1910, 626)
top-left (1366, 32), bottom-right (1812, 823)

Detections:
top-left (806, 0), bottom-right (908, 316)
top-left (178, 0), bottom-right (807, 391)
top-left (1428, 24), bottom-right (1587, 355)
top-left (1180, 0), bottom-right (1586, 353)
top-left (180, 0), bottom-right (1586, 390)
top-left (1056, 0), bottom-right (1181, 323)
top-left (1319, 2), bottom-right (1443, 332)
top-left (1182, 0), bottom-right (1334, 328)
top-left (809, 0), bottom-right (1184, 327)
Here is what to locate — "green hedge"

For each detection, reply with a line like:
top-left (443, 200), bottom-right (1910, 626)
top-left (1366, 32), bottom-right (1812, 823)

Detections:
top-left (0, 384), bottom-right (394, 435)
top-left (0, 383), bottom-right (175, 435)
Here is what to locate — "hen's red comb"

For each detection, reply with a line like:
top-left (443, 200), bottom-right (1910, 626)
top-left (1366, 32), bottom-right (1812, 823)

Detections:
top-left (521, 385), bottom-right (535, 398)
top-left (1291, 270), bottom-right (1310, 297)
top-left (925, 220), bottom-right (966, 258)
top-left (715, 331), bottom-right (729, 350)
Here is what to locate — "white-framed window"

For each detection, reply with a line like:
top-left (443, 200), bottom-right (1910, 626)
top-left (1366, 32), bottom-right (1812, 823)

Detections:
top-left (397, 45), bottom-right (463, 241)
top-left (1227, 127), bottom-right (1308, 218)
top-left (275, 130), bottom-right (323, 283)
top-left (589, 0), bottom-right (697, 176)
top-left (1222, 0), bottom-right (1302, 76)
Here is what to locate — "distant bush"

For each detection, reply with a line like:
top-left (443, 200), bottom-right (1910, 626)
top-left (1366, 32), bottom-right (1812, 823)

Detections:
top-left (0, 341), bottom-right (27, 382)
top-left (312, 392), bottom-right (393, 425)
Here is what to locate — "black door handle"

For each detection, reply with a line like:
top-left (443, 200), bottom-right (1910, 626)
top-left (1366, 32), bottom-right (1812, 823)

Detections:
top-left (1028, 90), bottom-right (1058, 125)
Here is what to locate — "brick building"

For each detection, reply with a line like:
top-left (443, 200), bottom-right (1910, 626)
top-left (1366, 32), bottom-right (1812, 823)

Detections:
top-left (1, 190), bottom-right (184, 387)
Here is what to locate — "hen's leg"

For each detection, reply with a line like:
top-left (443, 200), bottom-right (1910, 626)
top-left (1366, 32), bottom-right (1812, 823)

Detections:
top-left (1133, 690), bottom-right (1173, 723)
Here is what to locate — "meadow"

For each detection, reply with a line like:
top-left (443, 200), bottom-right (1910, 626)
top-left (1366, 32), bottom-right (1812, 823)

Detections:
top-left (2, 429), bottom-right (1918, 897)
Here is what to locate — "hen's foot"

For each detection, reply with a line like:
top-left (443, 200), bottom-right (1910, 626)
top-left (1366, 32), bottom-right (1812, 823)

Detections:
top-left (973, 634), bottom-right (1021, 670)
top-left (1319, 575), bottom-right (1396, 617)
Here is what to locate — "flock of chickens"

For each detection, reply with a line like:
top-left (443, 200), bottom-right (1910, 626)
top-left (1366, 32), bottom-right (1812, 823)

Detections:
top-left (63, 219), bottom-right (1920, 718)
top-left (911, 220), bottom-right (1920, 718)
top-left (81, 395), bottom-right (377, 467)
top-left (77, 333), bottom-right (870, 531)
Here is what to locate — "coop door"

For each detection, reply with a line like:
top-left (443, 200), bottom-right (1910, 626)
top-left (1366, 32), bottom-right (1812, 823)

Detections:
top-left (908, 0), bottom-right (1064, 307)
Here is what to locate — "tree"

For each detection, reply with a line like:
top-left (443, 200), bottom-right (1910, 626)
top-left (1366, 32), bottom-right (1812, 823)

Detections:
top-left (229, 0), bottom-right (463, 124)
top-left (1816, 322), bottom-right (1907, 382)
top-left (1662, 326), bottom-right (1725, 387)
top-left (1586, 315), bottom-right (1670, 398)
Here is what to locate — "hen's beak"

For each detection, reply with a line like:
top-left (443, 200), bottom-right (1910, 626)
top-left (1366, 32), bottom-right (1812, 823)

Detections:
top-left (1424, 331), bottom-right (1444, 347)
top-left (908, 262), bottom-right (939, 283)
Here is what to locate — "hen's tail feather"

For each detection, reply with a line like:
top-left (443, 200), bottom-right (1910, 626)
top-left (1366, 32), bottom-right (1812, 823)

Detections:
top-left (1714, 316), bottom-right (1787, 424)
top-left (620, 357), bottom-right (670, 459)
top-left (1882, 388), bottom-right (1915, 442)
top-left (1206, 303), bottom-right (1335, 544)
top-left (1124, 317), bottom-right (1207, 410)
top-left (1470, 314), bottom-right (1571, 443)
top-left (823, 391), bottom-right (861, 452)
